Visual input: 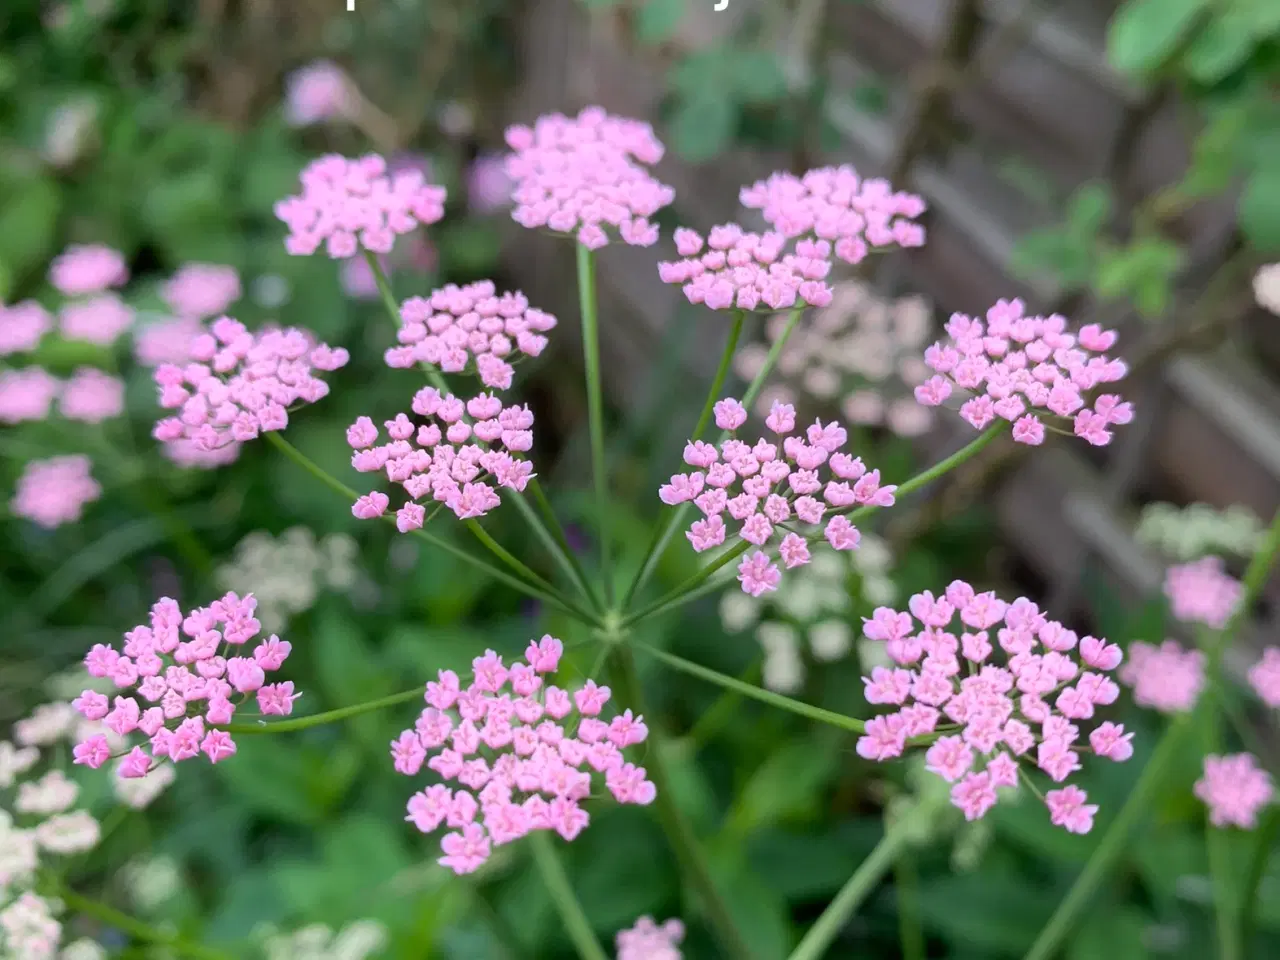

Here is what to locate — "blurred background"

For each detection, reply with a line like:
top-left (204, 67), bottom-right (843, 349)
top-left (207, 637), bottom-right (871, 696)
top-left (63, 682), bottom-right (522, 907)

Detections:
top-left (2, 0), bottom-right (1280, 956)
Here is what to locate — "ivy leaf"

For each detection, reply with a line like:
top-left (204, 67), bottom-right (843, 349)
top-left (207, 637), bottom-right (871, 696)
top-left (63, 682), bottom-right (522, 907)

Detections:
top-left (667, 95), bottom-right (737, 163)
top-left (1107, 0), bottom-right (1209, 76)
top-left (1240, 166), bottom-right (1280, 252)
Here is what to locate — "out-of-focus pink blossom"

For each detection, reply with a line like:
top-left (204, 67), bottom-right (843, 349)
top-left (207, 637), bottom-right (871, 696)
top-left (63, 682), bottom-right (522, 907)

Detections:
top-left (49, 244), bottom-right (128, 295)
top-left (0, 301), bottom-right (53, 356)
top-left (1248, 647), bottom-right (1280, 708)
top-left (1118, 640), bottom-right (1205, 714)
top-left (58, 367), bottom-right (124, 423)
top-left (1195, 753), bottom-right (1273, 829)
top-left (616, 917), bottom-right (685, 960)
top-left (0, 367), bottom-right (61, 423)
top-left (59, 294), bottom-right (135, 345)
top-left (467, 153), bottom-right (514, 214)
top-left (284, 60), bottom-right (354, 127)
top-left (162, 263), bottom-right (241, 318)
top-left (1163, 557), bottom-right (1242, 629)
top-left (134, 315), bottom-right (203, 367)
top-left (11, 455), bottom-right (101, 528)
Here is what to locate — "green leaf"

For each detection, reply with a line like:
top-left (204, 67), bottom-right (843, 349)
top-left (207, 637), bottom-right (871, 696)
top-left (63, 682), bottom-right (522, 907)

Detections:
top-left (1010, 229), bottom-right (1095, 290)
top-left (1066, 906), bottom-right (1151, 960)
top-left (668, 95), bottom-right (737, 163)
top-left (215, 737), bottom-right (359, 825)
top-left (1240, 166), bottom-right (1280, 252)
top-left (713, 865), bottom-right (793, 959)
top-left (720, 735), bottom-right (841, 841)
top-left (730, 50), bottom-right (788, 105)
top-left (1066, 183), bottom-right (1113, 234)
top-left (747, 821), bottom-right (882, 901)
top-left (1107, 0), bottom-right (1209, 76)
top-left (667, 49), bottom-right (736, 95)
top-left (1184, 11), bottom-right (1257, 83)
top-left (637, 0), bottom-right (685, 43)
top-left (0, 172), bottom-right (61, 283)
top-left (917, 873), bottom-right (1055, 955)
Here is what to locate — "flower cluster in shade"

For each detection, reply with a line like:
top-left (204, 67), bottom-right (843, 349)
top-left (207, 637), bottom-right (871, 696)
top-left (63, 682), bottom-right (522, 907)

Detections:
top-left (738, 165), bottom-right (927, 264)
top-left (10, 455), bottom-right (102, 530)
top-left (70, 594), bottom-right (299, 779)
top-left (504, 106), bottom-right (675, 249)
top-left (657, 225), bottom-right (834, 312)
top-left (385, 280), bottom-right (557, 391)
top-left (615, 916), bottom-right (685, 960)
top-left (1195, 754), bottom-right (1273, 829)
top-left (391, 637), bottom-right (656, 875)
top-left (259, 920), bottom-right (388, 960)
top-left (1163, 556), bottom-right (1242, 629)
top-left (735, 281), bottom-right (936, 437)
top-left (857, 581), bottom-right (1133, 833)
top-left (217, 528), bottom-right (361, 633)
top-left (913, 299), bottom-right (1132, 447)
top-left (0, 364), bottom-right (124, 426)
top-left (659, 397), bottom-right (896, 597)
top-left (275, 154), bottom-right (447, 258)
top-left (1119, 641), bottom-right (1205, 714)
top-left (284, 60), bottom-right (355, 127)
top-left (347, 386), bottom-right (535, 527)
top-left (152, 317), bottom-right (349, 452)
top-left (1136, 502), bottom-right (1263, 562)
top-left (720, 546), bottom-right (895, 693)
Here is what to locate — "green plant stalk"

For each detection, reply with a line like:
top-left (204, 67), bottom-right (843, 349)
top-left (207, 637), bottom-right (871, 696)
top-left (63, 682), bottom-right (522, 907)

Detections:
top-left (576, 244), bottom-right (614, 606)
top-left (529, 831), bottom-right (609, 960)
top-left (895, 847), bottom-right (926, 960)
top-left (1203, 702), bottom-right (1242, 960)
top-left (515, 482), bottom-right (602, 612)
top-left (623, 306), bottom-right (803, 608)
top-left (223, 686), bottom-right (424, 735)
top-left (463, 518), bottom-right (567, 600)
top-left (57, 886), bottom-right (234, 960)
top-left (1024, 504), bottom-right (1280, 960)
top-left (610, 644), bottom-right (755, 960)
top-left (263, 432), bottom-right (601, 626)
top-left (1240, 806), bottom-right (1280, 945)
top-left (365, 249), bottom-right (404, 332)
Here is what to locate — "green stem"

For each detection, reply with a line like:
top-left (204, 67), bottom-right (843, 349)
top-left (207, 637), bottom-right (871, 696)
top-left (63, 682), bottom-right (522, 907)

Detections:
top-left (1024, 504), bottom-right (1280, 960)
top-left (463, 519), bottom-right (565, 599)
top-left (263, 432), bottom-right (601, 626)
top-left (529, 831), bottom-right (609, 960)
top-left (623, 306), bottom-right (800, 609)
top-left (1240, 806), bottom-right (1280, 945)
top-left (512, 483), bottom-right (601, 612)
top-left (685, 658), bottom-right (762, 750)
top-left (57, 886), bottom-right (235, 960)
top-left (223, 686), bottom-right (423, 735)
top-left (609, 644), bottom-right (755, 960)
top-left (621, 543), bottom-right (751, 629)
top-left (365, 249), bottom-right (403, 333)
top-left (576, 243), bottom-right (613, 606)
top-left (895, 847), bottom-right (926, 960)
top-left (1202, 689), bottom-right (1241, 960)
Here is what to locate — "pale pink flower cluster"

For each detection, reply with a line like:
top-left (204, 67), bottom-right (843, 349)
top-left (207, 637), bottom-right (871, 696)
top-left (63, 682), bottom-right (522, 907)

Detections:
top-left (385, 280), bottom-right (556, 390)
top-left (504, 106), bottom-right (675, 250)
top-left (1118, 641), bottom-right (1205, 714)
top-left (284, 60), bottom-right (354, 127)
top-left (152, 317), bottom-right (349, 453)
top-left (1163, 557), bottom-right (1242, 629)
top-left (49, 244), bottom-right (128, 296)
top-left (161, 263), bottom-right (242, 318)
top-left (134, 315), bottom-right (204, 367)
top-left (347, 386), bottom-right (535, 527)
top-left (58, 367), bottom-right (124, 423)
top-left (0, 368), bottom-right (62, 424)
top-left (1248, 647), bottom-right (1280, 708)
top-left (657, 225), bottom-right (834, 312)
top-left (1195, 754), bottom-right (1273, 829)
top-left (0, 365), bottom-right (124, 426)
top-left (913, 299), bottom-right (1132, 446)
top-left (0, 301), bottom-right (52, 356)
top-left (615, 916), bottom-right (685, 960)
top-left (659, 397), bottom-right (896, 597)
top-left (275, 154), bottom-right (447, 259)
top-left (58, 294), bottom-right (135, 345)
top-left (161, 438), bottom-right (242, 470)
top-left (857, 581), bottom-right (1131, 833)
top-left (468, 153), bottom-right (513, 214)
top-left (71, 594), bottom-right (298, 779)
top-left (738, 165), bottom-right (927, 264)
top-left (10, 455), bottom-right (101, 529)
top-left (393, 637), bottom-right (655, 874)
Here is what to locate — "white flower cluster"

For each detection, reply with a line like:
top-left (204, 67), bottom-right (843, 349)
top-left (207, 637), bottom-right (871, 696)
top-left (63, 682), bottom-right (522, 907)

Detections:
top-left (734, 282), bottom-right (935, 437)
top-left (259, 920), bottom-right (389, 960)
top-left (1136, 502), bottom-right (1263, 562)
top-left (217, 527), bottom-right (360, 632)
top-left (719, 537), bottom-right (895, 692)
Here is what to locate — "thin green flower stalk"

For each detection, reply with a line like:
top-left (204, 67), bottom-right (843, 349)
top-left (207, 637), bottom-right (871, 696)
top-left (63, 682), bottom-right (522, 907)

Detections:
top-left (223, 686), bottom-right (424, 735)
top-left (54, 886), bottom-right (235, 960)
top-left (511, 484), bottom-right (603, 613)
top-left (1241, 807), bottom-right (1280, 944)
top-left (576, 243), bottom-right (614, 605)
top-left (1203, 705), bottom-right (1243, 960)
top-left (529, 831), bottom-right (609, 960)
top-left (1024, 504), bottom-right (1280, 960)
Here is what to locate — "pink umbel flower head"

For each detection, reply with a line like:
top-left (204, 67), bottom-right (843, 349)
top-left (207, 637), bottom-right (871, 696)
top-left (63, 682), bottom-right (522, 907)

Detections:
top-left (396, 639), bottom-right (655, 875)
top-left (1118, 640), bottom-right (1205, 714)
top-left (134, 315), bottom-right (204, 367)
top-left (857, 582), bottom-right (1130, 832)
top-left (660, 397), bottom-right (895, 595)
top-left (284, 60), bottom-right (354, 127)
top-left (616, 916), bottom-right (685, 960)
top-left (0, 367), bottom-right (61, 423)
top-left (657, 224), bottom-right (834, 312)
top-left (1195, 753), bottom-right (1274, 829)
top-left (1248, 647), bottom-right (1280, 708)
top-left (348, 386), bottom-right (535, 526)
top-left (151, 317), bottom-right (349, 454)
top-left (275, 154), bottom-right (447, 258)
top-left (49, 244), bottom-right (128, 295)
top-left (59, 294), bottom-right (135, 345)
top-left (1163, 557), bottom-right (1242, 629)
top-left (58, 367), bottom-right (124, 423)
top-left (11, 455), bottom-right (101, 528)
top-left (0, 301), bottom-right (53, 356)
top-left (71, 594), bottom-right (296, 779)
top-left (162, 263), bottom-right (242, 318)
top-left (504, 106), bottom-right (675, 250)
top-left (739, 165), bottom-right (927, 264)
top-left (385, 281), bottom-right (557, 391)
top-left (912, 300), bottom-right (1132, 447)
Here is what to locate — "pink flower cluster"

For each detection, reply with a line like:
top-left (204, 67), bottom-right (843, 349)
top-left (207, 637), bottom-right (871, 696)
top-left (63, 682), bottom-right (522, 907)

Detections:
top-left (347, 386), bottom-right (535, 527)
top-left (393, 637), bottom-right (655, 874)
top-left (738, 165), bottom-right (927, 264)
top-left (275, 154), bottom-right (447, 258)
top-left (0, 368), bottom-right (60, 423)
top-left (1163, 557), bottom-right (1242, 629)
top-left (58, 293), bottom-right (135, 345)
top-left (284, 60), bottom-right (353, 127)
top-left (657, 225), bottom-right (834, 312)
top-left (857, 581), bottom-right (1132, 833)
top-left (1248, 647), bottom-right (1280, 708)
top-left (162, 263), bottom-right (242, 318)
top-left (0, 366), bottom-right (124, 425)
top-left (504, 107), bottom-right (675, 250)
top-left (660, 397), bottom-right (895, 597)
top-left (913, 300), bottom-right (1132, 446)
top-left (10, 455), bottom-right (101, 529)
top-left (70, 594), bottom-right (298, 778)
top-left (152, 317), bottom-right (349, 452)
top-left (1195, 754), bottom-right (1274, 829)
top-left (1118, 640), bottom-right (1204, 714)
top-left (384, 280), bottom-right (557, 390)
top-left (0, 301), bottom-right (52, 356)
top-left (616, 917), bottom-right (685, 960)
top-left (49, 244), bottom-right (128, 296)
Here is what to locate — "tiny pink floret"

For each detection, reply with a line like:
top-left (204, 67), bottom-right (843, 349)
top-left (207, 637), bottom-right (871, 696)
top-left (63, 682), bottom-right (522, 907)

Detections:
top-left (1195, 753), bottom-right (1274, 829)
